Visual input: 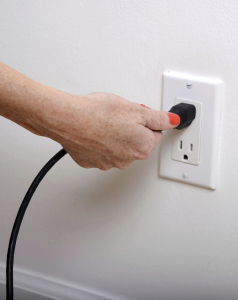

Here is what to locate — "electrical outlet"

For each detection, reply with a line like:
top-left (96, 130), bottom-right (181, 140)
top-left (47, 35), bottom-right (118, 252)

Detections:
top-left (171, 98), bottom-right (202, 166)
top-left (159, 71), bottom-right (223, 189)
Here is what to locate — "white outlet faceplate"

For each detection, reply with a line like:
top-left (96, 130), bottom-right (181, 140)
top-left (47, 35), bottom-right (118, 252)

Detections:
top-left (159, 71), bottom-right (223, 189)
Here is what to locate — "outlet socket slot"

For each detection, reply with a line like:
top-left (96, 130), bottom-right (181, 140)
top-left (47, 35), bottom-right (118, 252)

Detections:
top-left (179, 141), bottom-right (182, 150)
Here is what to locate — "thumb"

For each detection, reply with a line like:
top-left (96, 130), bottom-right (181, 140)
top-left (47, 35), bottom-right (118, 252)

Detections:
top-left (142, 109), bottom-right (180, 131)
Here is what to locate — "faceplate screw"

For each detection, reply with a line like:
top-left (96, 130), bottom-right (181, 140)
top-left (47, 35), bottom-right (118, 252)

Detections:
top-left (187, 82), bottom-right (193, 89)
top-left (182, 172), bottom-right (188, 179)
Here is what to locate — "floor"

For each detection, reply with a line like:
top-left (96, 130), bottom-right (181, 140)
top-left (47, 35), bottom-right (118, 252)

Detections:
top-left (0, 282), bottom-right (57, 300)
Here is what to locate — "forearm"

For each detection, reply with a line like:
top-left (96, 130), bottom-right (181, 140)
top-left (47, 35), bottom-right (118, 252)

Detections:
top-left (0, 61), bottom-right (69, 136)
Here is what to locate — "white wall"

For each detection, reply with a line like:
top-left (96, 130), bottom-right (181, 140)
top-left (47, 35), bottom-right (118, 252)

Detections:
top-left (1, 1), bottom-right (238, 299)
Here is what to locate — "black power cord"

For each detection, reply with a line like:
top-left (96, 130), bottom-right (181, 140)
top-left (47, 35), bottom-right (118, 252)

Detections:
top-left (6, 148), bottom-right (67, 300)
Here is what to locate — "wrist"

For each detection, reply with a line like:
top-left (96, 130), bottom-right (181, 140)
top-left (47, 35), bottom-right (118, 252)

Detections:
top-left (33, 90), bottom-right (86, 143)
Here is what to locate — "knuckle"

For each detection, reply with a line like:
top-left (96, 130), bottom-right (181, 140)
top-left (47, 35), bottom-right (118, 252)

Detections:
top-left (113, 161), bottom-right (121, 169)
top-left (134, 146), bottom-right (151, 160)
top-left (114, 161), bottom-right (124, 168)
top-left (97, 163), bottom-right (111, 171)
top-left (117, 163), bottom-right (131, 170)
top-left (78, 162), bottom-right (92, 169)
top-left (141, 152), bottom-right (151, 160)
top-left (113, 160), bottom-right (132, 170)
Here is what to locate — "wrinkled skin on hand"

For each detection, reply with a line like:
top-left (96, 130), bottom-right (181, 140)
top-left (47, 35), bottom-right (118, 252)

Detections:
top-left (44, 92), bottom-right (177, 170)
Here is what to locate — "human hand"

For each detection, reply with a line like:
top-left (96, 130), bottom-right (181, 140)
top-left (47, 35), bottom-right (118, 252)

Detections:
top-left (42, 92), bottom-right (180, 170)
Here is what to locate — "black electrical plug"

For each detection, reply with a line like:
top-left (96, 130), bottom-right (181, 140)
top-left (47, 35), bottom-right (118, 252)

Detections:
top-left (169, 103), bottom-right (196, 130)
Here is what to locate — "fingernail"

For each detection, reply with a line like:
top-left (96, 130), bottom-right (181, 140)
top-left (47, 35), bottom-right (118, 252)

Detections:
top-left (167, 113), bottom-right (180, 126)
top-left (140, 104), bottom-right (151, 109)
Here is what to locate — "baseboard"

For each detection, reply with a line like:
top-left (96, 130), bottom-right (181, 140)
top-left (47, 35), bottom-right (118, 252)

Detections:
top-left (0, 263), bottom-right (119, 300)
